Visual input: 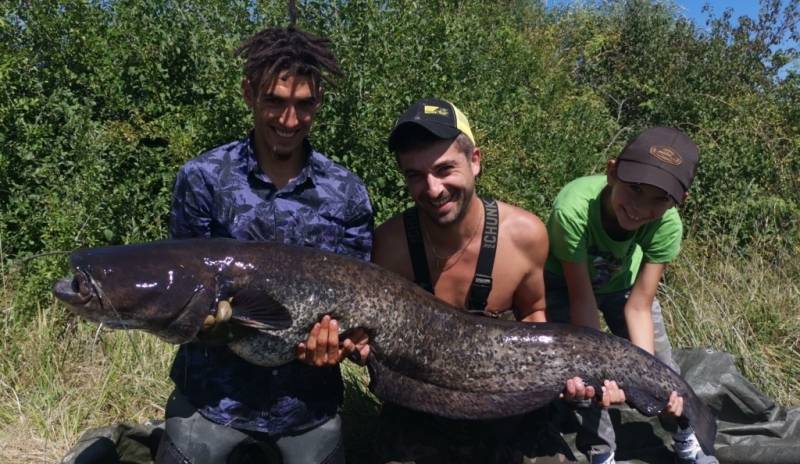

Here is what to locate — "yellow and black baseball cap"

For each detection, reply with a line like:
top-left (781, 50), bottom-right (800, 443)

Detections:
top-left (388, 98), bottom-right (476, 152)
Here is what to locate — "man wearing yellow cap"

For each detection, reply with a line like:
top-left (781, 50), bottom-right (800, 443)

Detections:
top-left (368, 98), bottom-right (625, 463)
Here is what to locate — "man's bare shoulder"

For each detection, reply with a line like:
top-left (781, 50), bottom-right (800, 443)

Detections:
top-left (375, 212), bottom-right (405, 237)
top-left (373, 213), bottom-right (413, 278)
top-left (496, 201), bottom-right (548, 249)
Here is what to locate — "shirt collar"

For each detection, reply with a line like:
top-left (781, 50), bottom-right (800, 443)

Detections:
top-left (244, 134), bottom-right (325, 189)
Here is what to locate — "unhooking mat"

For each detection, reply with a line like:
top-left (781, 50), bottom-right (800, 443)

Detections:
top-left (59, 348), bottom-right (800, 464)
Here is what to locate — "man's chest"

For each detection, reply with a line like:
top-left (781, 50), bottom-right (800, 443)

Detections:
top-left (211, 186), bottom-right (346, 248)
top-left (430, 246), bottom-right (525, 313)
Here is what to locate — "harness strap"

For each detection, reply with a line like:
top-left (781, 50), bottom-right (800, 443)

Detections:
top-left (467, 198), bottom-right (498, 312)
top-left (403, 207), bottom-right (434, 294)
top-left (403, 198), bottom-right (499, 310)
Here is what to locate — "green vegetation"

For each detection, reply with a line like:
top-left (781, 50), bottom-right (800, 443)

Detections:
top-left (1, 0), bottom-right (798, 461)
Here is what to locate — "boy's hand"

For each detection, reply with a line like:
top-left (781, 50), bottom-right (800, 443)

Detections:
top-left (296, 315), bottom-right (370, 366)
top-left (662, 391), bottom-right (684, 417)
top-left (561, 377), bottom-right (626, 407)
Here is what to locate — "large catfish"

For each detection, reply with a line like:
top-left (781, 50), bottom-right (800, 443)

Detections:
top-left (53, 238), bottom-right (716, 455)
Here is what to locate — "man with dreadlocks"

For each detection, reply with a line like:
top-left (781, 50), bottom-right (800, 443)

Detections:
top-left (155, 26), bottom-right (373, 464)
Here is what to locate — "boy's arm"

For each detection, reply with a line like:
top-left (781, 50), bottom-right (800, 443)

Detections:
top-left (628, 262), bottom-right (688, 418)
top-left (624, 262), bottom-right (664, 354)
top-left (561, 261), bottom-right (602, 329)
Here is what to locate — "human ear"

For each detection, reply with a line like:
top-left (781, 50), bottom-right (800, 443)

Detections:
top-left (471, 148), bottom-right (482, 177)
top-left (316, 86), bottom-right (325, 108)
top-left (242, 78), bottom-right (254, 108)
top-left (606, 159), bottom-right (618, 184)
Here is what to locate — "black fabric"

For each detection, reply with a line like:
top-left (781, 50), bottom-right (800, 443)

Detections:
top-left (467, 198), bottom-right (498, 313)
top-left (403, 207), bottom-right (433, 294)
top-left (402, 198), bottom-right (499, 311)
top-left (153, 431), bottom-right (191, 464)
top-left (59, 421), bottom-right (163, 464)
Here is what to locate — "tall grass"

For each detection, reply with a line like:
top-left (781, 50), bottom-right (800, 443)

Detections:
top-left (0, 292), bottom-right (380, 463)
top-left (661, 239), bottom-right (800, 406)
top-left (0, 299), bottom-right (174, 463)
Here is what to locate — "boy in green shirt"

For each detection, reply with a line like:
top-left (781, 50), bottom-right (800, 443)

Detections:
top-left (545, 127), bottom-right (715, 464)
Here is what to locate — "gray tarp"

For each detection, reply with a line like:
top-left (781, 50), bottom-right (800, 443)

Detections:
top-left (60, 349), bottom-right (800, 464)
top-left (557, 349), bottom-right (800, 463)
top-left (674, 349), bottom-right (800, 464)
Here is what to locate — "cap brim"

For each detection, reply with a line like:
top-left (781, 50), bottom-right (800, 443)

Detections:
top-left (616, 160), bottom-right (686, 204)
top-left (388, 121), bottom-right (461, 152)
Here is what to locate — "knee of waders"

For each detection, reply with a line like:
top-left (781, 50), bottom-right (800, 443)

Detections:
top-left (227, 438), bottom-right (283, 464)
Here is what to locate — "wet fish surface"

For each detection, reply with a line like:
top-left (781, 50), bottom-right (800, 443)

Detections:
top-left (53, 238), bottom-right (717, 455)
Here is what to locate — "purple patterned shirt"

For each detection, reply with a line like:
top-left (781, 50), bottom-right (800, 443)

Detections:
top-left (169, 134), bottom-right (373, 435)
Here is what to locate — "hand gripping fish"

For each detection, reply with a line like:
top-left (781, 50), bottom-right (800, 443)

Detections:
top-left (53, 238), bottom-right (717, 456)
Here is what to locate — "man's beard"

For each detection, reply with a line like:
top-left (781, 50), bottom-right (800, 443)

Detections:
top-left (271, 148), bottom-right (295, 161)
top-left (425, 187), bottom-right (474, 227)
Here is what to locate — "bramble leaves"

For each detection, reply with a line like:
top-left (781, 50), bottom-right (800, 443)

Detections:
top-left (1, 0), bottom-right (798, 306)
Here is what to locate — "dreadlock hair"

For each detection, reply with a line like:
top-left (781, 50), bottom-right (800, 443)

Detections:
top-left (235, 27), bottom-right (341, 100)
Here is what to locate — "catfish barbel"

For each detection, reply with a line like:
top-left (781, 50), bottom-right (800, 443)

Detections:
top-left (53, 238), bottom-right (716, 456)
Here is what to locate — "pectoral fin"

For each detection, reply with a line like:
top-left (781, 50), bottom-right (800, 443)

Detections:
top-left (226, 288), bottom-right (293, 331)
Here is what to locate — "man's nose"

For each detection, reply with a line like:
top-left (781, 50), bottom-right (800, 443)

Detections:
top-left (278, 105), bottom-right (299, 129)
top-left (425, 175), bottom-right (445, 198)
top-left (629, 199), bottom-right (653, 218)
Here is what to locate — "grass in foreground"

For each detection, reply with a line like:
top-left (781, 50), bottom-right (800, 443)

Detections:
top-left (0, 303), bottom-right (174, 463)
top-left (0, 300), bottom-right (379, 463)
top-left (661, 239), bottom-right (800, 406)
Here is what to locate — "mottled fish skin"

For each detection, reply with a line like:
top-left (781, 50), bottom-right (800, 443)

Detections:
top-left (53, 238), bottom-right (717, 456)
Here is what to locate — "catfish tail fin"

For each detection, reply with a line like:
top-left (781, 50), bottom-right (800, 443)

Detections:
top-left (681, 390), bottom-right (718, 456)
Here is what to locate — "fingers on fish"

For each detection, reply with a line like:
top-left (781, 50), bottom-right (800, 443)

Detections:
top-left (203, 299), bottom-right (233, 330)
top-left (201, 290), bottom-right (293, 332)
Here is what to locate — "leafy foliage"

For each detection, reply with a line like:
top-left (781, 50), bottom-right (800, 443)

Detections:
top-left (1, 0), bottom-right (798, 308)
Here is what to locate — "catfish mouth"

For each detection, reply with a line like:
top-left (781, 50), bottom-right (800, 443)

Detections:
top-left (53, 271), bottom-right (203, 341)
top-left (53, 270), bottom-right (129, 326)
top-left (53, 272), bottom-right (96, 308)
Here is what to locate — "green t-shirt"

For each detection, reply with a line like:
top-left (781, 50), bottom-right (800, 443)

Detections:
top-left (545, 175), bottom-right (682, 294)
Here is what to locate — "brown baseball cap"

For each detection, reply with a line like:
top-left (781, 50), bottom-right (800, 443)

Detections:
top-left (616, 127), bottom-right (699, 204)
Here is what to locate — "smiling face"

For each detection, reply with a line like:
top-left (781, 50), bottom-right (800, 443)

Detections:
top-left (606, 160), bottom-right (676, 231)
top-left (397, 136), bottom-right (481, 226)
top-left (244, 71), bottom-right (320, 161)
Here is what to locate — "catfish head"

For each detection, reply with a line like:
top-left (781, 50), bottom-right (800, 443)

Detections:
top-left (53, 241), bottom-right (215, 343)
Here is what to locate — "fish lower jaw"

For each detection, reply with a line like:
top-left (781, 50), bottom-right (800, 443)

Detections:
top-left (101, 320), bottom-right (145, 330)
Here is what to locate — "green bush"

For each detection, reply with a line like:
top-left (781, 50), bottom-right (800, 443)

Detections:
top-left (1, 0), bottom-right (798, 313)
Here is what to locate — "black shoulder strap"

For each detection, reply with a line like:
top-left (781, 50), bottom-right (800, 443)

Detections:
top-left (467, 198), bottom-right (499, 311)
top-left (403, 207), bottom-right (434, 294)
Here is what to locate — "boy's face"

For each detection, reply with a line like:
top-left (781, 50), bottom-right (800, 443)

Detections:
top-left (607, 161), bottom-right (676, 231)
top-left (397, 138), bottom-right (480, 226)
top-left (244, 71), bottom-right (320, 160)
